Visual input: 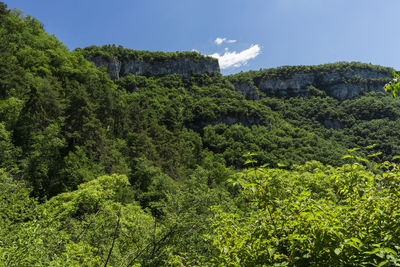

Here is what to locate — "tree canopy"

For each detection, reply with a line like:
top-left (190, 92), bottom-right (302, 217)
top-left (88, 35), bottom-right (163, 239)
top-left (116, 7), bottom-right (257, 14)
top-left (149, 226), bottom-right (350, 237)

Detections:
top-left (2, 2), bottom-right (400, 265)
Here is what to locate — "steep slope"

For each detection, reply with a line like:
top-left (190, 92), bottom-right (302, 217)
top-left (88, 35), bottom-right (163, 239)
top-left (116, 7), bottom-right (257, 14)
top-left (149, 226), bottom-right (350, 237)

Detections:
top-left (0, 2), bottom-right (346, 200)
top-left (3, 2), bottom-right (400, 266)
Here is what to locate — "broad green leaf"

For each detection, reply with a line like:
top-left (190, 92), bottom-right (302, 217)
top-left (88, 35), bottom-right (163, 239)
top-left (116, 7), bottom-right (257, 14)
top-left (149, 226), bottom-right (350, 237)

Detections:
top-left (268, 248), bottom-right (276, 257)
top-left (244, 159), bottom-right (257, 165)
top-left (243, 152), bottom-right (257, 158)
top-left (374, 163), bottom-right (381, 170)
top-left (383, 247), bottom-right (397, 255)
top-left (365, 248), bottom-right (380, 255)
top-left (367, 152), bottom-right (382, 158)
top-left (378, 260), bottom-right (389, 267)
top-left (351, 237), bottom-right (362, 243)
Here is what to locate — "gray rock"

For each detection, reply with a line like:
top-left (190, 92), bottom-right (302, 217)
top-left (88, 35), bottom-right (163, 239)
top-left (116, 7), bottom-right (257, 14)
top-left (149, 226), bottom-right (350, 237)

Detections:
top-left (257, 73), bottom-right (315, 97)
top-left (87, 55), bottom-right (220, 80)
top-left (253, 67), bottom-right (392, 100)
top-left (231, 81), bottom-right (260, 100)
top-left (88, 56), bottom-right (121, 80)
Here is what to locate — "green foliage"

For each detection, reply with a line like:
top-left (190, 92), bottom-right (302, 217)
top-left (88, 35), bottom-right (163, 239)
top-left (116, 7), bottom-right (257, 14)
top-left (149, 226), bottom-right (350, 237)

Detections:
top-left (42, 174), bottom-right (158, 266)
top-left (23, 123), bottom-right (66, 198)
top-left (0, 122), bottom-right (20, 169)
top-left (3, 2), bottom-right (400, 265)
top-left (229, 61), bottom-right (393, 82)
top-left (384, 71), bottom-right (400, 97)
top-left (76, 44), bottom-right (215, 63)
top-left (0, 169), bottom-right (61, 265)
top-left (210, 158), bottom-right (400, 266)
top-left (306, 85), bottom-right (326, 97)
top-left (0, 4), bottom-right (127, 196)
top-left (203, 121), bottom-right (347, 167)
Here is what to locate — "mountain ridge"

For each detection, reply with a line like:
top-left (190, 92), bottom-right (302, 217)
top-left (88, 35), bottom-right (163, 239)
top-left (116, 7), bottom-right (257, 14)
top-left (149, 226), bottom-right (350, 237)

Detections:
top-left (227, 62), bottom-right (393, 100)
top-left (79, 45), bottom-right (393, 100)
top-left (77, 45), bottom-right (220, 80)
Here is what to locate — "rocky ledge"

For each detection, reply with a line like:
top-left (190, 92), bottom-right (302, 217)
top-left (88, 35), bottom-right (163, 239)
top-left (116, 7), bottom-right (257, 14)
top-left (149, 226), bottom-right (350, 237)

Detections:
top-left (228, 62), bottom-right (394, 100)
top-left (80, 45), bottom-right (220, 80)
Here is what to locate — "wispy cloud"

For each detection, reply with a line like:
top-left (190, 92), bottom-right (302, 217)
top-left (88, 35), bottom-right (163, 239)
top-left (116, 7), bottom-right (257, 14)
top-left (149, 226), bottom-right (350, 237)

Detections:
top-left (210, 44), bottom-right (261, 69)
top-left (215, 37), bottom-right (237, 45)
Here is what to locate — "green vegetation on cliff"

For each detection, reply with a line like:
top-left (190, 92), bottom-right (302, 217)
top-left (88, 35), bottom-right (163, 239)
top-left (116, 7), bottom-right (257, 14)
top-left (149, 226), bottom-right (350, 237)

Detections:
top-left (1, 2), bottom-right (400, 265)
top-left (77, 44), bottom-right (215, 62)
top-left (228, 61), bottom-right (393, 81)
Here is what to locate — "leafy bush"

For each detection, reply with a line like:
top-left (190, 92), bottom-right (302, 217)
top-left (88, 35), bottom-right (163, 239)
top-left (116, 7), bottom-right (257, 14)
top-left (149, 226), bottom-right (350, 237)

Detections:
top-left (210, 157), bottom-right (400, 266)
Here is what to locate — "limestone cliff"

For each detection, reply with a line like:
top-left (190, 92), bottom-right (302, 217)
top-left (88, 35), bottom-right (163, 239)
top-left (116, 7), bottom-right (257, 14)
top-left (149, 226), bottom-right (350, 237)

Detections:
top-left (89, 56), bottom-right (121, 80)
top-left (80, 45), bottom-right (220, 80)
top-left (230, 80), bottom-right (260, 100)
top-left (229, 62), bottom-right (394, 100)
top-left (81, 47), bottom-right (393, 101)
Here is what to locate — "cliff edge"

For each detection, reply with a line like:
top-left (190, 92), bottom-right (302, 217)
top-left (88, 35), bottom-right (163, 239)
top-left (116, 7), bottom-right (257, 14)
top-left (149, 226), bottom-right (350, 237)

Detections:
top-left (228, 62), bottom-right (394, 100)
top-left (77, 45), bottom-right (220, 80)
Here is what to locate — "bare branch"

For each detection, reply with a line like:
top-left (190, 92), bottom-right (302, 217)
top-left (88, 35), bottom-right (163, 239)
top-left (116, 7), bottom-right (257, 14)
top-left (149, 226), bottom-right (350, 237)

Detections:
top-left (104, 208), bottom-right (121, 267)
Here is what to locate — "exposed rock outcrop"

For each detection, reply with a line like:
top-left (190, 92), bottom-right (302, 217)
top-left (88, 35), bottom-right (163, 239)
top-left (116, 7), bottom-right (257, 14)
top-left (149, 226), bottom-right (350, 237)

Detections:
top-left (84, 47), bottom-right (392, 102)
top-left (89, 56), bottom-right (121, 80)
top-left (257, 72), bottom-right (314, 97)
top-left (256, 69), bottom-right (391, 100)
top-left (229, 63), bottom-right (394, 100)
top-left (120, 56), bottom-right (219, 78)
top-left (230, 81), bottom-right (260, 100)
top-left (86, 54), bottom-right (220, 80)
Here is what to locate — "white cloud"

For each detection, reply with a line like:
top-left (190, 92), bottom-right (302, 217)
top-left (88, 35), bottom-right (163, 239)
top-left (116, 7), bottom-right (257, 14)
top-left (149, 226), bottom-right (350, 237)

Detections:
top-left (215, 37), bottom-right (237, 45)
top-left (210, 44), bottom-right (261, 69)
top-left (215, 37), bottom-right (225, 45)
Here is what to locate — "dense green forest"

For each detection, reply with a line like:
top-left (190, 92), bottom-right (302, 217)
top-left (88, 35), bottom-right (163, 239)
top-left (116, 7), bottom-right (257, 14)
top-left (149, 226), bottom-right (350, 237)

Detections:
top-left (2, 2), bottom-right (400, 266)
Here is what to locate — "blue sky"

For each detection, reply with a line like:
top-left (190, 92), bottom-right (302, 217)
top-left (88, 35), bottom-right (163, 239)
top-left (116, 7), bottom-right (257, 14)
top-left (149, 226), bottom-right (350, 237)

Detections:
top-left (4, 0), bottom-right (400, 74)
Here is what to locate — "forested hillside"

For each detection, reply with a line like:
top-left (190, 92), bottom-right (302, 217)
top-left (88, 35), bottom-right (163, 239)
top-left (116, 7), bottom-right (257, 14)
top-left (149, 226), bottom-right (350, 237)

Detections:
top-left (2, 2), bottom-right (400, 266)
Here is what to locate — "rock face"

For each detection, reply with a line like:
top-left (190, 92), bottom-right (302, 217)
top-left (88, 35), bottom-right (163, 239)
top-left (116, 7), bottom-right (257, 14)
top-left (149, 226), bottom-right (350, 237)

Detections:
top-left (230, 63), bottom-right (394, 100)
top-left (87, 52), bottom-right (392, 102)
top-left (89, 56), bottom-right (121, 80)
top-left (87, 55), bottom-right (220, 80)
top-left (257, 73), bottom-right (314, 97)
top-left (230, 81), bottom-right (260, 100)
top-left (256, 69), bottom-right (392, 100)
